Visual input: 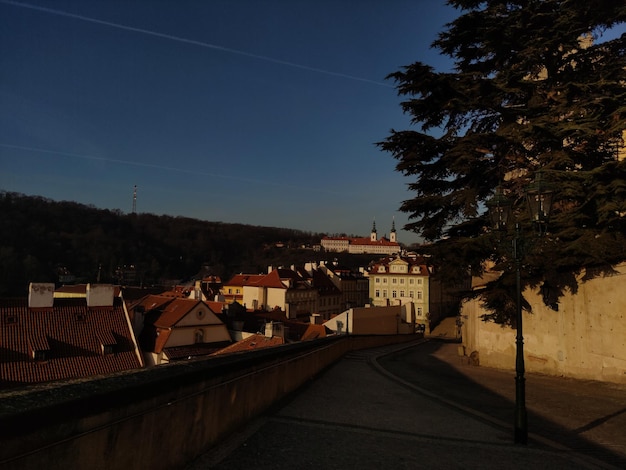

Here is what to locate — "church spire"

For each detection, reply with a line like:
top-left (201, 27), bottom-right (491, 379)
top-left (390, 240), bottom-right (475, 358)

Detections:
top-left (390, 217), bottom-right (397, 243)
top-left (371, 219), bottom-right (377, 241)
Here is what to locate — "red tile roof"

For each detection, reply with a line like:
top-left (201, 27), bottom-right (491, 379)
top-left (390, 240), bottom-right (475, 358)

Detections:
top-left (211, 334), bottom-right (283, 356)
top-left (225, 274), bottom-right (265, 287)
top-left (152, 299), bottom-right (202, 328)
top-left (253, 269), bottom-right (288, 288)
top-left (137, 296), bottom-right (231, 356)
top-left (132, 294), bottom-right (175, 312)
top-left (206, 300), bottom-right (227, 314)
top-left (301, 324), bottom-right (331, 341)
top-left (0, 297), bottom-right (142, 389)
top-left (322, 235), bottom-right (399, 247)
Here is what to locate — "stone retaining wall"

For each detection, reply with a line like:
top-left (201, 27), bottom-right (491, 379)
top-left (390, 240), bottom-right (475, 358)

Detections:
top-left (0, 334), bottom-right (417, 470)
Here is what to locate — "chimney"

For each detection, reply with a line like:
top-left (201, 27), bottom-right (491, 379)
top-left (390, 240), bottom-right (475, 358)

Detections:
top-left (28, 283), bottom-right (54, 308)
top-left (265, 321), bottom-right (284, 338)
top-left (86, 284), bottom-right (115, 307)
top-left (310, 314), bottom-right (322, 325)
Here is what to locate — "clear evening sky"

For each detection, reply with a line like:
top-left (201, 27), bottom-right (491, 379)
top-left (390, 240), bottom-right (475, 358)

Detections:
top-left (1, 1), bottom-right (470, 244)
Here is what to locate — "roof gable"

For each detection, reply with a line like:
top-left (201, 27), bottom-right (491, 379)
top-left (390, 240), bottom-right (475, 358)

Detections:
top-left (152, 299), bottom-right (200, 328)
top-left (254, 270), bottom-right (289, 289)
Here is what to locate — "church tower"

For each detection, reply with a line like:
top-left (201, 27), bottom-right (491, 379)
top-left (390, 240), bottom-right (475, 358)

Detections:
top-left (390, 218), bottom-right (397, 243)
top-left (370, 219), bottom-right (377, 241)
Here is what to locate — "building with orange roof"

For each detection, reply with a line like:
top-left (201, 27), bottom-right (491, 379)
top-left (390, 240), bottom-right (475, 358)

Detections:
top-left (242, 268), bottom-right (317, 320)
top-left (0, 283), bottom-right (143, 389)
top-left (222, 274), bottom-right (265, 304)
top-left (136, 296), bottom-right (231, 366)
top-left (321, 220), bottom-right (400, 255)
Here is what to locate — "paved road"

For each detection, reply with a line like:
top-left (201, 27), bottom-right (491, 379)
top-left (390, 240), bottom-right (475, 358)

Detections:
top-left (379, 339), bottom-right (626, 468)
top-left (187, 339), bottom-right (626, 469)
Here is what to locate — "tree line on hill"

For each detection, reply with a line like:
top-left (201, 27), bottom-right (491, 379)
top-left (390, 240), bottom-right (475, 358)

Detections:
top-left (0, 191), bottom-right (351, 296)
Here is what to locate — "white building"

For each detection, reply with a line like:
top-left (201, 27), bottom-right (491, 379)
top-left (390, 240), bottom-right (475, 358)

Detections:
top-left (368, 254), bottom-right (431, 326)
top-left (321, 220), bottom-right (400, 255)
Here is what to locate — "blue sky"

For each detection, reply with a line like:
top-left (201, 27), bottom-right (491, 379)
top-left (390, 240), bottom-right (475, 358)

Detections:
top-left (0, 0), bottom-right (459, 244)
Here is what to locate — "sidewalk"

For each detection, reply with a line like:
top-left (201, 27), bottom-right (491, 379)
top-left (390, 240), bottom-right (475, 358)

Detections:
top-left (187, 339), bottom-right (626, 469)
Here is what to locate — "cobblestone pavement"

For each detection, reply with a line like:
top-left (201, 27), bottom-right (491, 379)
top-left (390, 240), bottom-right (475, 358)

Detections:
top-left (187, 339), bottom-right (626, 469)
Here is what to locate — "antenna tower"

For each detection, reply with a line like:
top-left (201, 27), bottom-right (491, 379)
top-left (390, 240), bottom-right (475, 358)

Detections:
top-left (132, 185), bottom-right (137, 214)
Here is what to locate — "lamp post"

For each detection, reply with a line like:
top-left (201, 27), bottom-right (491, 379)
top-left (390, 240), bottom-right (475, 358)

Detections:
top-left (487, 171), bottom-right (554, 445)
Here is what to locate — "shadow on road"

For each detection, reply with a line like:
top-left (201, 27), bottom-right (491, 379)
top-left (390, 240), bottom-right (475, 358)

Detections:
top-left (378, 339), bottom-right (626, 468)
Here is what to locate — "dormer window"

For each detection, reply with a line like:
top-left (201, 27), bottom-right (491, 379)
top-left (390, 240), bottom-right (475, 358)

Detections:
top-left (33, 350), bottom-right (49, 362)
top-left (378, 266), bottom-right (386, 273)
top-left (2, 315), bottom-right (17, 325)
top-left (103, 344), bottom-right (115, 355)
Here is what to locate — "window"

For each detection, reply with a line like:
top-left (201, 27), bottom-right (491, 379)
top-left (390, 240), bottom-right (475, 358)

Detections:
top-left (400, 290), bottom-right (405, 297)
top-left (375, 277), bottom-right (380, 284)
top-left (409, 291), bottom-right (414, 298)
top-left (382, 290), bottom-right (388, 298)
top-left (375, 289), bottom-right (380, 298)
top-left (417, 307), bottom-right (423, 317)
top-left (417, 290), bottom-right (423, 300)
top-left (33, 350), bottom-right (48, 361)
top-left (392, 278), bottom-right (397, 284)
top-left (409, 278), bottom-right (414, 285)
top-left (417, 278), bottom-right (423, 285)
top-left (103, 344), bottom-right (115, 355)
top-left (382, 278), bottom-right (388, 284)
top-left (197, 309), bottom-right (206, 320)
top-left (228, 288), bottom-right (232, 294)
top-left (392, 290), bottom-right (397, 298)
top-left (400, 278), bottom-right (405, 285)
top-left (195, 329), bottom-right (204, 343)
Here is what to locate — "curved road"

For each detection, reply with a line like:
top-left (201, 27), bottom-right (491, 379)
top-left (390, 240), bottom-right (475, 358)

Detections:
top-left (377, 339), bottom-right (626, 468)
top-left (189, 339), bottom-right (626, 469)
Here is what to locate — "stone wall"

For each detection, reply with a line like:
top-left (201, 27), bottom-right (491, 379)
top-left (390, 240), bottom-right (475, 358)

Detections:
top-left (461, 263), bottom-right (626, 384)
top-left (0, 334), bottom-right (418, 470)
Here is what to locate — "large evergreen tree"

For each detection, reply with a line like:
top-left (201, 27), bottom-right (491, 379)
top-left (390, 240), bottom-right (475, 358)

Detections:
top-left (379, 0), bottom-right (626, 323)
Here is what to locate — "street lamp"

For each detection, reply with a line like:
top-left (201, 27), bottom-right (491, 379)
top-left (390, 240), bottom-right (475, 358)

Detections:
top-left (487, 171), bottom-right (555, 445)
top-left (526, 170), bottom-right (554, 234)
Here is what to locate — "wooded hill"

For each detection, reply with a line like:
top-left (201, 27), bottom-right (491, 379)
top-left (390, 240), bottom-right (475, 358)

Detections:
top-left (0, 191), bottom-right (346, 296)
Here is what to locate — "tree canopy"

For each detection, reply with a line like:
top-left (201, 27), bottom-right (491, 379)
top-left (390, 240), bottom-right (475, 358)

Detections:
top-left (379, 0), bottom-right (626, 323)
